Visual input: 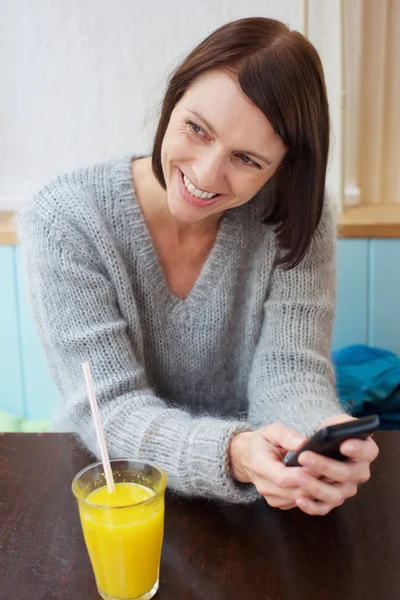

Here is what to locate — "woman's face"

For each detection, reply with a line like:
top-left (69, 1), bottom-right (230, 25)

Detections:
top-left (160, 70), bottom-right (287, 224)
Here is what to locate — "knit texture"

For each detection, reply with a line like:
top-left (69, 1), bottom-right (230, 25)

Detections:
top-left (18, 155), bottom-right (343, 503)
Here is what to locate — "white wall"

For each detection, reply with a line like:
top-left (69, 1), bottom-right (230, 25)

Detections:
top-left (0, 0), bottom-right (340, 210)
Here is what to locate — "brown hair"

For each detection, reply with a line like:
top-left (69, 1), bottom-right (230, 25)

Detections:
top-left (152, 17), bottom-right (330, 269)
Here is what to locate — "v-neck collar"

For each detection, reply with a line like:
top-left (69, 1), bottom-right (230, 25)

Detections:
top-left (113, 155), bottom-right (243, 320)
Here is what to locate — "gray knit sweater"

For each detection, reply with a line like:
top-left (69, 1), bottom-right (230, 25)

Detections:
top-left (18, 155), bottom-right (343, 504)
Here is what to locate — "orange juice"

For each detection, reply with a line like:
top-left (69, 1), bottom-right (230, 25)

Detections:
top-left (78, 481), bottom-right (165, 600)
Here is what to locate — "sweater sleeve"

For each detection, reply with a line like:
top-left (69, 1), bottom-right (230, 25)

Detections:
top-left (247, 200), bottom-right (345, 437)
top-left (18, 208), bottom-right (257, 504)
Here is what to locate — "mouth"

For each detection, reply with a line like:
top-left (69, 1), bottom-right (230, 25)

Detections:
top-left (178, 168), bottom-right (222, 208)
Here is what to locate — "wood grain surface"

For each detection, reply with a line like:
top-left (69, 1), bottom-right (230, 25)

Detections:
top-left (0, 432), bottom-right (398, 600)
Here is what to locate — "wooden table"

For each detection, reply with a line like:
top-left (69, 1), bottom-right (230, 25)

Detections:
top-left (0, 433), bottom-right (399, 600)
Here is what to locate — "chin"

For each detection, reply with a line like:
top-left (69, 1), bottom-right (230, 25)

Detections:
top-left (166, 194), bottom-right (209, 223)
top-left (165, 176), bottom-right (210, 223)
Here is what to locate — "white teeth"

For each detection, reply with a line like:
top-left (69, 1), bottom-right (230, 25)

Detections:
top-left (183, 174), bottom-right (217, 199)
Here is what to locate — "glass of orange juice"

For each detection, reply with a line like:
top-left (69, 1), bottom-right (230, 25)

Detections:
top-left (72, 458), bottom-right (167, 600)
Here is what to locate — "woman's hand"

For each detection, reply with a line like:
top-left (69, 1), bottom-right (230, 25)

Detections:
top-left (230, 422), bottom-right (317, 510)
top-left (294, 413), bottom-right (380, 516)
top-left (229, 415), bottom-right (379, 515)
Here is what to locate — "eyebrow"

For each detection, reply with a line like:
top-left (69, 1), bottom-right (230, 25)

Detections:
top-left (187, 109), bottom-right (273, 166)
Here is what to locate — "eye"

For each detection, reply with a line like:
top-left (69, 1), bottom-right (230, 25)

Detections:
top-left (186, 120), bottom-right (208, 139)
top-left (236, 153), bottom-right (262, 169)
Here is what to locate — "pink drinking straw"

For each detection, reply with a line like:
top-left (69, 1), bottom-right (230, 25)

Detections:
top-left (82, 362), bottom-right (115, 493)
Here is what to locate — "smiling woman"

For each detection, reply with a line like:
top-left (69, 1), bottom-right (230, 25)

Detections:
top-left (158, 71), bottom-right (286, 221)
top-left (18, 17), bottom-right (378, 516)
top-left (135, 70), bottom-right (286, 233)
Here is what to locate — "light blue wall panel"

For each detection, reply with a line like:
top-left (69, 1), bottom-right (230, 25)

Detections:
top-left (16, 249), bottom-right (58, 420)
top-left (332, 239), bottom-right (369, 351)
top-left (369, 240), bottom-right (400, 356)
top-left (0, 246), bottom-right (24, 416)
top-left (1, 236), bottom-right (398, 420)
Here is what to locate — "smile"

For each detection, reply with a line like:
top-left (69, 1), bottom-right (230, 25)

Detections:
top-left (182, 173), bottom-right (217, 199)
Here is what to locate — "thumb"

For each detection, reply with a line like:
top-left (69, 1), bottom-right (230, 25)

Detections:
top-left (261, 422), bottom-right (307, 452)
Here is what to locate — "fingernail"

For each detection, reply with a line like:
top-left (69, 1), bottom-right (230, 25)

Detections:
top-left (345, 443), bottom-right (355, 453)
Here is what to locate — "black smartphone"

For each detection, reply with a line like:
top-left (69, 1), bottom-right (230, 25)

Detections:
top-left (284, 414), bottom-right (380, 467)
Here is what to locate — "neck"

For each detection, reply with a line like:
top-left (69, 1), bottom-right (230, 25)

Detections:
top-left (132, 156), bottom-right (222, 241)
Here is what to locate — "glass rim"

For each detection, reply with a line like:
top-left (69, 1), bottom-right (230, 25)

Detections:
top-left (71, 458), bottom-right (168, 510)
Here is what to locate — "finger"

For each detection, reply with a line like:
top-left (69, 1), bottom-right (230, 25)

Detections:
top-left (318, 414), bottom-right (356, 429)
top-left (340, 437), bottom-right (379, 463)
top-left (320, 476), bottom-right (336, 484)
top-left (298, 451), bottom-right (371, 484)
top-left (254, 460), bottom-right (328, 500)
top-left (257, 480), bottom-right (304, 500)
top-left (264, 496), bottom-right (297, 510)
top-left (261, 422), bottom-right (307, 452)
top-left (298, 473), bottom-right (356, 505)
top-left (252, 459), bottom-right (306, 492)
top-left (296, 497), bottom-right (337, 516)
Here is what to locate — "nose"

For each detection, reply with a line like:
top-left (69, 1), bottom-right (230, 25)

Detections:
top-left (192, 149), bottom-right (226, 193)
